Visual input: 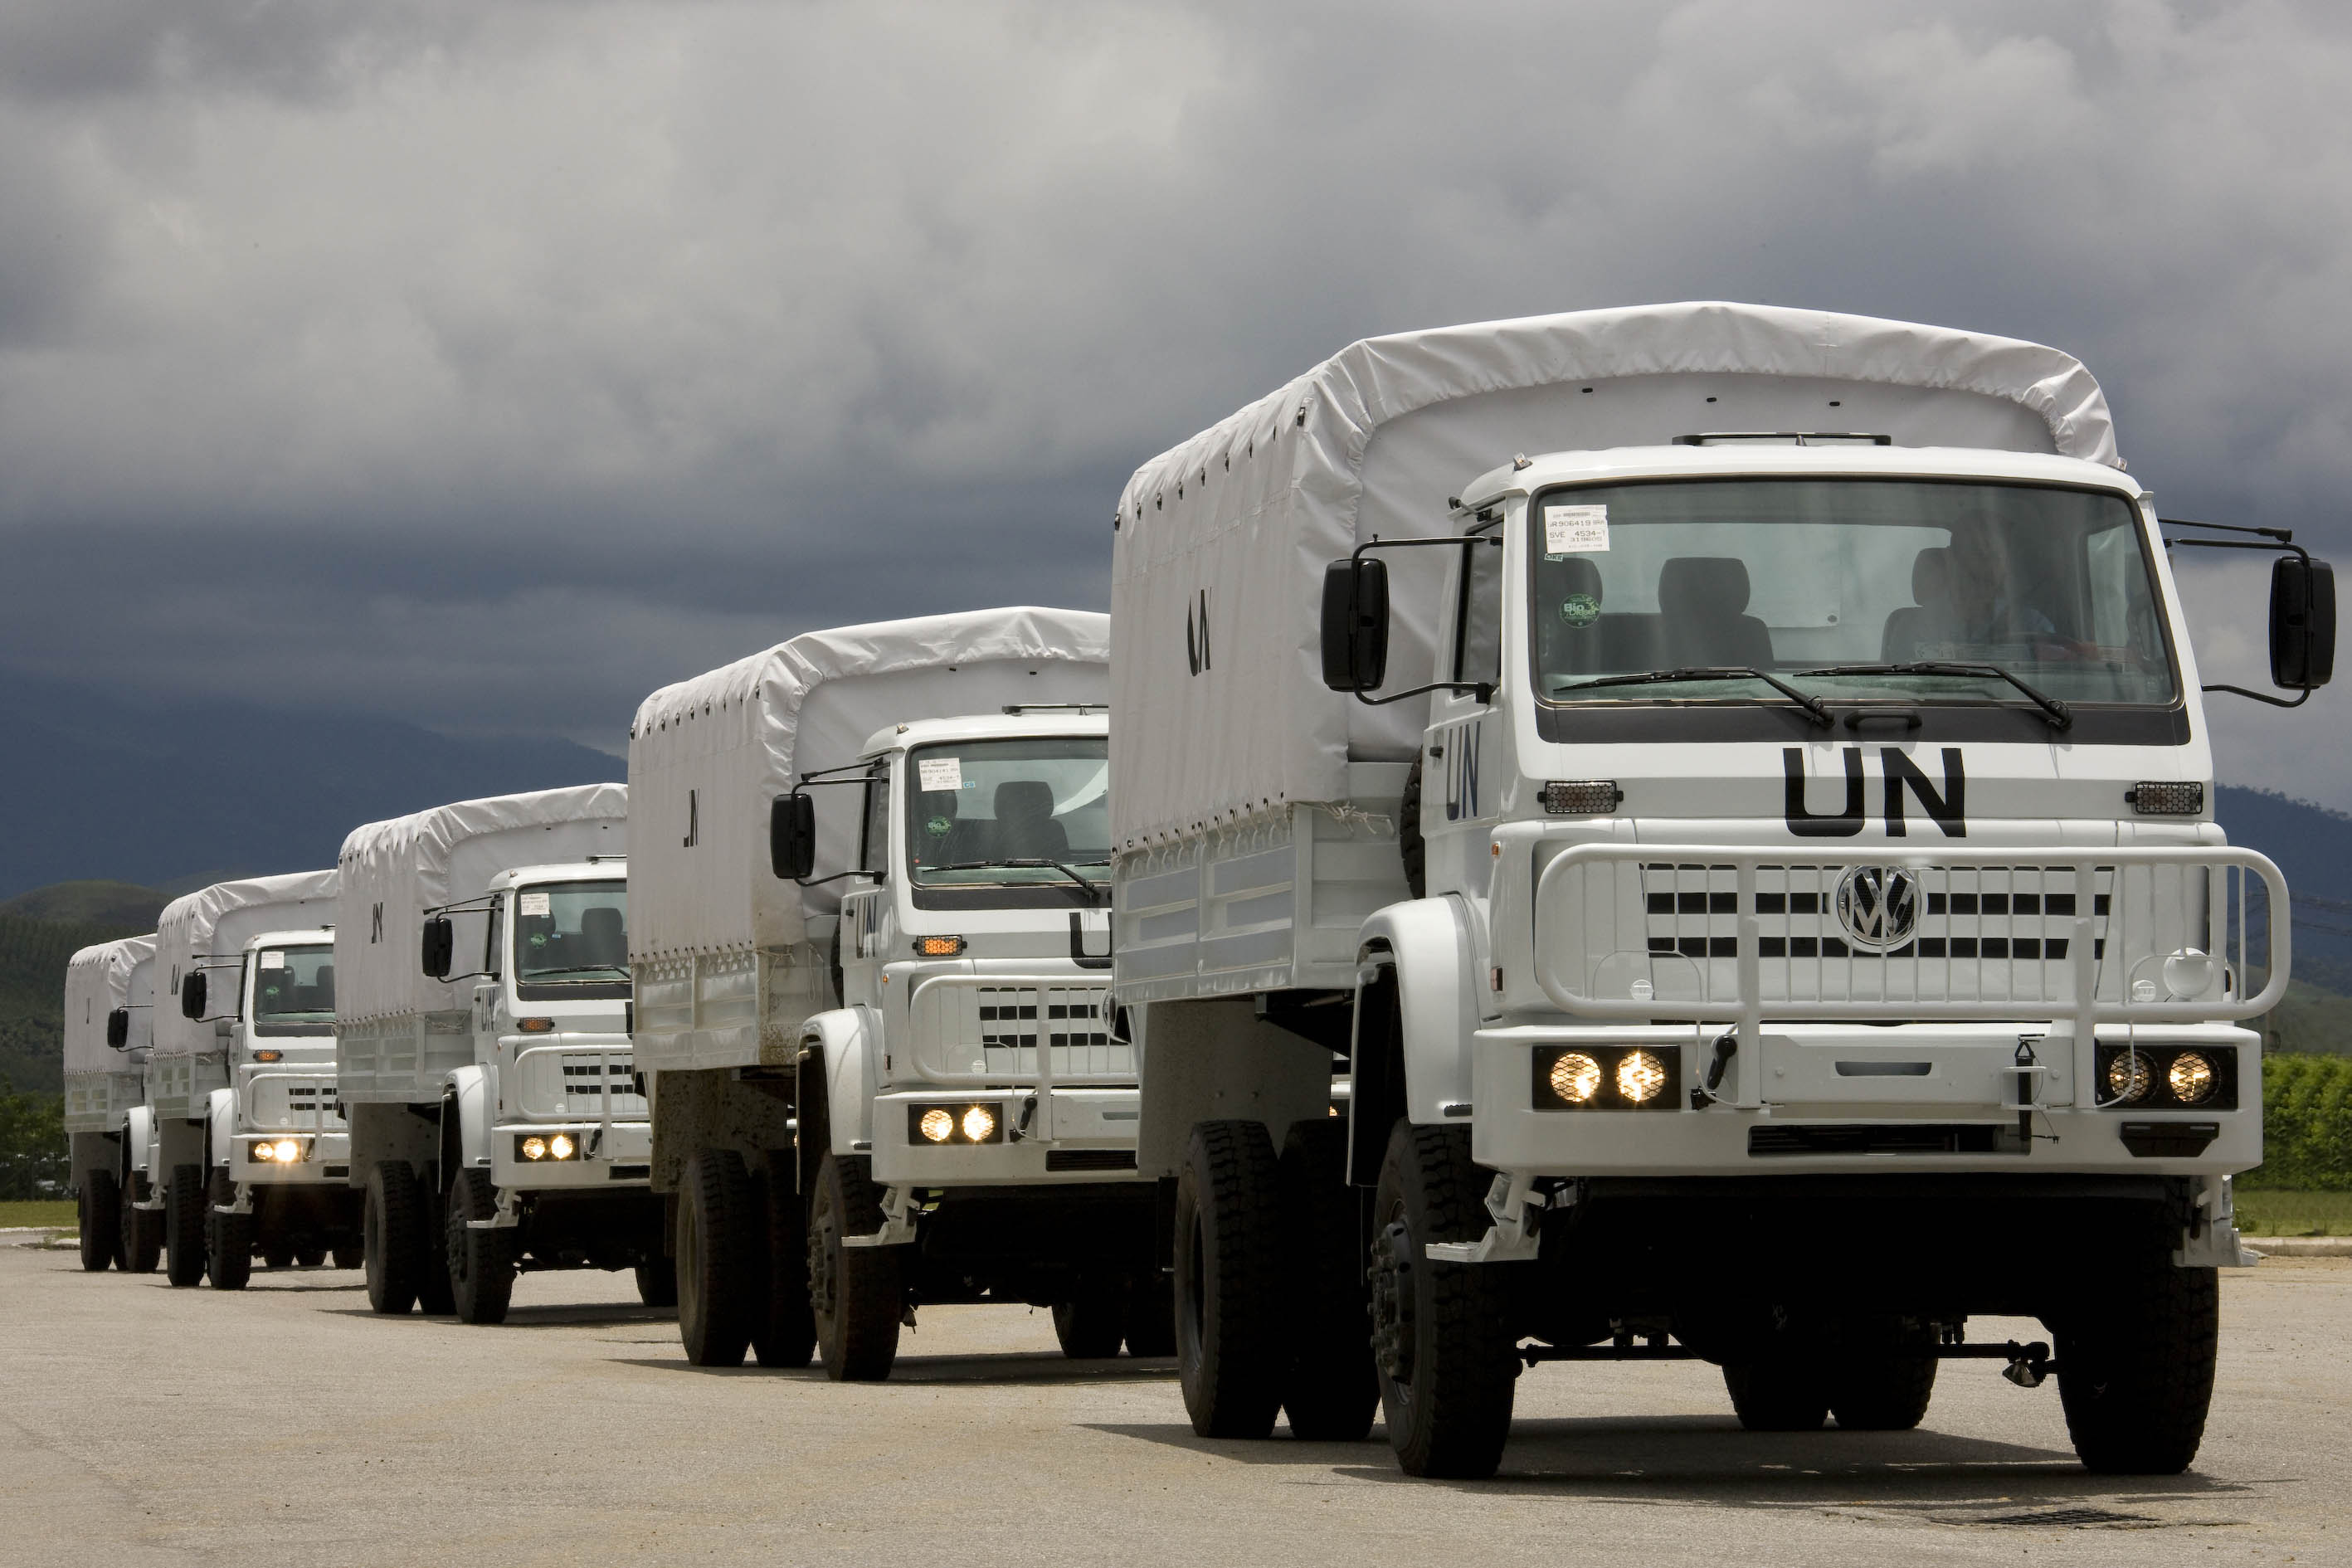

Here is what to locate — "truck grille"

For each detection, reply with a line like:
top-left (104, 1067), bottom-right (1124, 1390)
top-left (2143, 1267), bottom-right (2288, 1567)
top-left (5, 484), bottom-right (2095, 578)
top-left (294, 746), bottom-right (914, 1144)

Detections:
top-left (909, 981), bottom-right (1135, 1083)
top-left (1643, 868), bottom-right (2110, 969)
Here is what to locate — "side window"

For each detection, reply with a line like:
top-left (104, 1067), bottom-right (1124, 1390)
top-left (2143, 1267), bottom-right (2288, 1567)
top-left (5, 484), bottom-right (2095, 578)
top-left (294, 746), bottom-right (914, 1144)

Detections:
top-left (484, 900), bottom-right (504, 979)
top-left (1453, 533), bottom-right (1503, 688)
top-left (859, 764), bottom-right (891, 875)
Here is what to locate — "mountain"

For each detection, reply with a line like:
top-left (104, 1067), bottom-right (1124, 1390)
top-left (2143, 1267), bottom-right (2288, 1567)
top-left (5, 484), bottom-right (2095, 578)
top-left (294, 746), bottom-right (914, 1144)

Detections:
top-left (0, 912), bottom-right (147, 1094)
top-left (0, 880), bottom-right (167, 928)
top-left (0, 668), bottom-right (623, 899)
top-left (2216, 786), bottom-right (2352, 999)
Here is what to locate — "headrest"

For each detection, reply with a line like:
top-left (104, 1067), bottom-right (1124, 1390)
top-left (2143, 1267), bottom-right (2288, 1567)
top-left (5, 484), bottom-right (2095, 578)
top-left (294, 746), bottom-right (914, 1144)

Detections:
top-left (581, 906), bottom-right (624, 941)
top-left (996, 779), bottom-right (1055, 823)
top-left (1658, 557), bottom-right (1751, 616)
top-left (1911, 546), bottom-right (1953, 603)
top-left (1549, 555), bottom-right (1604, 604)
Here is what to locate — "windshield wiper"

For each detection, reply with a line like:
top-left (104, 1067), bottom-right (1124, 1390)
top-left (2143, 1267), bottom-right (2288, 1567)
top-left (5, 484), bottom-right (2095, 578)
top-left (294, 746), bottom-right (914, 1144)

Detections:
top-left (522, 967), bottom-right (629, 981)
top-left (1794, 662), bottom-right (2073, 730)
top-left (923, 859), bottom-right (1104, 898)
top-left (1553, 666), bottom-right (1833, 728)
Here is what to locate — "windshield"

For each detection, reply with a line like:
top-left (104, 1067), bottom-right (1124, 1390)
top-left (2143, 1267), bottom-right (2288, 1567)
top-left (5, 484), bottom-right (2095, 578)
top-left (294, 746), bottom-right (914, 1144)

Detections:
top-left (251, 944), bottom-right (334, 1036)
top-left (1531, 479), bottom-right (2177, 709)
top-left (512, 879), bottom-right (629, 998)
top-left (903, 737), bottom-right (1109, 903)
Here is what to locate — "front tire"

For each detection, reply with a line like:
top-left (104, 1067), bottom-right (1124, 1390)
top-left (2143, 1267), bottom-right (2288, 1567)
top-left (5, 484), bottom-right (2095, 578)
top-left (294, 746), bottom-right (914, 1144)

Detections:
top-left (445, 1169), bottom-right (516, 1325)
top-left (808, 1152), bottom-right (902, 1381)
top-left (1279, 1117), bottom-right (1377, 1440)
top-left (675, 1148), bottom-right (762, 1366)
top-left (1122, 1271), bottom-right (1176, 1358)
top-left (1369, 1122), bottom-right (1517, 1478)
top-left (2056, 1222), bottom-right (2219, 1474)
top-left (1173, 1119), bottom-right (1285, 1439)
top-left (363, 1160), bottom-right (423, 1314)
top-left (1723, 1356), bottom-right (1829, 1432)
top-left (78, 1169), bottom-right (122, 1273)
top-left (205, 1169), bottom-right (252, 1290)
top-left (1053, 1285), bottom-right (1127, 1359)
top-left (1829, 1325), bottom-right (1937, 1431)
top-left (163, 1164), bottom-right (207, 1288)
top-left (754, 1160), bottom-right (816, 1368)
top-left (120, 1176), bottom-right (161, 1273)
top-left (635, 1254), bottom-right (679, 1307)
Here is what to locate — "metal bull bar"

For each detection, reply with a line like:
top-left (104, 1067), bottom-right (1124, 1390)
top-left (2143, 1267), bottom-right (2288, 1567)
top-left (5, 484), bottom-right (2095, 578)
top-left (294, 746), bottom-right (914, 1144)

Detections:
top-left (241, 1068), bottom-right (341, 1135)
top-left (901, 974), bottom-right (1130, 1145)
top-left (509, 1042), bottom-right (637, 1156)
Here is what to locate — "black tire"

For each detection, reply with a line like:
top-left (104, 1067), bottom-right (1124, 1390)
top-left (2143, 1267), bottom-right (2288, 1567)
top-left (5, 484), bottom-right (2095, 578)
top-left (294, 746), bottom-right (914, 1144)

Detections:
top-left (163, 1164), bottom-right (207, 1288)
top-left (205, 1169), bottom-right (253, 1290)
top-left (808, 1152), bottom-right (903, 1381)
top-left (1369, 1122), bottom-right (1517, 1478)
top-left (446, 1169), bottom-right (517, 1325)
top-left (635, 1255), bottom-right (679, 1307)
top-left (1053, 1286), bottom-right (1127, 1359)
top-left (1724, 1356), bottom-right (1829, 1432)
top-left (1829, 1327), bottom-right (1937, 1431)
top-left (1280, 1117), bottom-right (1378, 1440)
top-left (2056, 1230), bottom-right (2219, 1474)
top-left (676, 1148), bottom-right (762, 1366)
top-left (120, 1176), bottom-right (161, 1274)
top-left (79, 1169), bottom-right (122, 1273)
top-left (1399, 758), bottom-right (1426, 901)
top-left (331, 1243), bottom-right (362, 1270)
top-left (414, 1171), bottom-right (455, 1314)
top-left (264, 1245), bottom-right (295, 1270)
top-left (1174, 1119), bottom-right (1285, 1439)
top-left (364, 1161), bottom-right (423, 1313)
top-left (754, 1158), bottom-right (816, 1368)
top-left (294, 1245), bottom-right (325, 1268)
top-left (1122, 1272), bottom-right (1176, 1358)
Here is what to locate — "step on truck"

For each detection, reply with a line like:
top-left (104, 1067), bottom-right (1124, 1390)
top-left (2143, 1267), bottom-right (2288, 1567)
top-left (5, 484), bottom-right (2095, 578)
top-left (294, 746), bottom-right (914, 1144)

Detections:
top-left (630, 606), bottom-right (1161, 1379)
top-left (335, 784), bottom-right (657, 1324)
top-left (1110, 302), bottom-right (2332, 1478)
top-left (63, 934), bottom-right (160, 1273)
top-left (147, 872), bottom-right (352, 1288)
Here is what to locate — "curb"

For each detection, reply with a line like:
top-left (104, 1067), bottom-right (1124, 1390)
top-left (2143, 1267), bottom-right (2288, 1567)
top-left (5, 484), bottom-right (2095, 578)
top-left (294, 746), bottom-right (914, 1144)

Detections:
top-left (2242, 1235), bottom-right (2352, 1258)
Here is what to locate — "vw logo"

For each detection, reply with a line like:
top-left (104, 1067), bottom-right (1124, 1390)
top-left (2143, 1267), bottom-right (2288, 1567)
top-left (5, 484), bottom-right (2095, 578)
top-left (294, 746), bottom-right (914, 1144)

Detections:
top-left (1836, 865), bottom-right (1921, 952)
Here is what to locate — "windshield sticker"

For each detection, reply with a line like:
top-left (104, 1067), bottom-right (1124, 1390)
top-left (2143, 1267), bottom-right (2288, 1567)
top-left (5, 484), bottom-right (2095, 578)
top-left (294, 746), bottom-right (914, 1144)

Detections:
top-left (1544, 504), bottom-right (1609, 555)
top-left (1559, 593), bottom-right (1600, 628)
top-left (918, 756), bottom-right (963, 793)
top-left (259, 950), bottom-right (285, 969)
top-left (519, 890), bottom-right (552, 918)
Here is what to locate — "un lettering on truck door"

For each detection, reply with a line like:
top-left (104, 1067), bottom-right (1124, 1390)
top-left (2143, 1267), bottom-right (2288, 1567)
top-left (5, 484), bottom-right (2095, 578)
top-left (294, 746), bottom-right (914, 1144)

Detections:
top-left (1782, 746), bottom-right (1965, 837)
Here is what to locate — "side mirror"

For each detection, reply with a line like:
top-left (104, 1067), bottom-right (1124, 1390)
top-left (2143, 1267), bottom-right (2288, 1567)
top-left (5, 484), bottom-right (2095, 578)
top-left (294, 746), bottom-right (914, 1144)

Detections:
top-left (2270, 555), bottom-right (2335, 690)
top-left (105, 1009), bottom-right (129, 1049)
top-left (1319, 557), bottom-right (1391, 692)
top-left (179, 972), bottom-right (206, 1020)
top-left (421, 916), bottom-right (455, 981)
top-left (771, 793), bottom-right (817, 881)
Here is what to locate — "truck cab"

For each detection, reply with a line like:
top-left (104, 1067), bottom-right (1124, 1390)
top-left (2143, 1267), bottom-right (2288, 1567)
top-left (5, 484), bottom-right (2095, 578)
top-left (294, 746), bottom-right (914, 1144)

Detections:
top-left (790, 707), bottom-right (1160, 1370)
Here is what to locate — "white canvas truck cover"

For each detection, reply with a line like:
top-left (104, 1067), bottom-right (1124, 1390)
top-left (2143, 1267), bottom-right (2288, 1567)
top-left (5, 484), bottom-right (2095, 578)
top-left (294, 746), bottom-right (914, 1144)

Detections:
top-left (629, 606), bottom-right (1109, 961)
top-left (334, 783), bottom-right (628, 1025)
top-left (1108, 300), bottom-right (2122, 850)
top-left (153, 872), bottom-right (339, 1060)
top-left (64, 936), bottom-right (156, 1075)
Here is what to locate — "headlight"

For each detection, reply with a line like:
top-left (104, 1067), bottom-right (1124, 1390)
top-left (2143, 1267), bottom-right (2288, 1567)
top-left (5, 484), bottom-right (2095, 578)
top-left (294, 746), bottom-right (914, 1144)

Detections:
top-left (521, 1136), bottom-right (548, 1161)
top-left (2167, 1051), bottom-right (2217, 1105)
top-left (514, 1133), bottom-right (582, 1161)
top-left (271, 1138), bottom-right (300, 1162)
top-left (549, 1133), bottom-right (577, 1161)
top-left (1616, 1051), bottom-right (1668, 1104)
top-left (919, 1108), bottom-right (955, 1143)
top-left (1548, 1053), bottom-right (1602, 1104)
top-left (904, 1103), bottom-right (1006, 1144)
top-left (2105, 1050), bottom-right (2150, 1105)
top-left (962, 1105), bottom-right (996, 1143)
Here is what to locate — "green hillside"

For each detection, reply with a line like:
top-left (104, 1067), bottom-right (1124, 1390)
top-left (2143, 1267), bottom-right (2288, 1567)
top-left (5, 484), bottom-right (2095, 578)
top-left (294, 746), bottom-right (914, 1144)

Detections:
top-left (0, 912), bottom-right (147, 1095)
top-left (0, 879), bottom-right (166, 928)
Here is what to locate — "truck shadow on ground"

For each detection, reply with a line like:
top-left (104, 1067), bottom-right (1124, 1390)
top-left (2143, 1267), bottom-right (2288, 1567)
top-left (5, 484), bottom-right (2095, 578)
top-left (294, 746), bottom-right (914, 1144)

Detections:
top-left (1088, 1415), bottom-right (2259, 1512)
top-left (613, 1351), bottom-right (1181, 1387)
top-left (319, 1303), bottom-right (675, 1328)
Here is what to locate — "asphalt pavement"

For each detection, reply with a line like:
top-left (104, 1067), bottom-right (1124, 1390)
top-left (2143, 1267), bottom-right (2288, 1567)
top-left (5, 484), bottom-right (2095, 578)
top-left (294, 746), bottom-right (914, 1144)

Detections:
top-left (2, 1241), bottom-right (2343, 1566)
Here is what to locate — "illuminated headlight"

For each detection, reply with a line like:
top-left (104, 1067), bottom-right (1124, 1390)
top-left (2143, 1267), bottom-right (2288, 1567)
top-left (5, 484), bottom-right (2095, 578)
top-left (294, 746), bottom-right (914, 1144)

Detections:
top-left (514, 1133), bottom-right (582, 1161)
top-left (1616, 1051), bottom-right (1668, 1104)
top-left (904, 1103), bottom-right (1006, 1145)
top-left (2105, 1050), bottom-right (2150, 1105)
top-left (919, 1108), bottom-right (955, 1143)
top-left (521, 1137), bottom-right (547, 1161)
top-left (1549, 1052), bottom-right (1602, 1104)
top-left (1532, 1046), bottom-right (1679, 1111)
top-left (248, 1138), bottom-right (309, 1163)
top-left (962, 1105), bottom-right (996, 1142)
top-left (2167, 1052), bottom-right (2217, 1106)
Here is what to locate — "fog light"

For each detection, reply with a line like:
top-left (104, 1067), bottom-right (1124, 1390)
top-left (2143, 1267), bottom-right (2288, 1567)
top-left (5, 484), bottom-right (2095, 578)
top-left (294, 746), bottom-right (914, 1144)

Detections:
top-left (521, 1137), bottom-right (548, 1161)
top-left (549, 1133), bottom-right (577, 1161)
top-left (2168, 1051), bottom-right (2217, 1105)
top-left (962, 1105), bottom-right (996, 1142)
top-left (1548, 1052), bottom-right (1602, 1104)
top-left (270, 1138), bottom-right (300, 1163)
top-left (919, 1108), bottom-right (955, 1142)
top-left (1616, 1051), bottom-right (1668, 1104)
top-left (915, 936), bottom-right (967, 957)
top-left (2105, 1050), bottom-right (2150, 1105)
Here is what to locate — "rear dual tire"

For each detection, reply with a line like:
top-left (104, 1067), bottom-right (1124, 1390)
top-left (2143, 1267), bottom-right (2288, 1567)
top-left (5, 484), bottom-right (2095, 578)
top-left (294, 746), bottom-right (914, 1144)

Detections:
top-left (119, 1176), bottom-right (161, 1273)
top-left (77, 1169), bottom-right (122, 1273)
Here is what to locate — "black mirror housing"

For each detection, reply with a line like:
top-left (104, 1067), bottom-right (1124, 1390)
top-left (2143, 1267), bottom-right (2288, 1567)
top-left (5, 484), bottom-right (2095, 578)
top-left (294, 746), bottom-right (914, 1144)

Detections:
top-left (105, 1008), bottom-right (129, 1049)
top-left (421, 916), bottom-right (455, 981)
top-left (1319, 557), bottom-right (1390, 692)
top-left (771, 793), bottom-right (818, 881)
top-left (2270, 555), bottom-right (2336, 689)
top-left (179, 972), bottom-right (206, 1020)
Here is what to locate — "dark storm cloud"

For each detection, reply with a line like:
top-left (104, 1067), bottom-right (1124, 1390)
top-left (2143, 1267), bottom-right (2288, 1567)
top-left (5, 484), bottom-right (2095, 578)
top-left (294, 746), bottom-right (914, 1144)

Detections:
top-left (0, 0), bottom-right (2348, 796)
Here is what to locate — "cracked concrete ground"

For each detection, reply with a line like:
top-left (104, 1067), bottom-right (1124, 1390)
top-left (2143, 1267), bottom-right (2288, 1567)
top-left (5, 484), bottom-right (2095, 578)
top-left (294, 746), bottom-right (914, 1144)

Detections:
top-left (2, 1245), bottom-right (2343, 1567)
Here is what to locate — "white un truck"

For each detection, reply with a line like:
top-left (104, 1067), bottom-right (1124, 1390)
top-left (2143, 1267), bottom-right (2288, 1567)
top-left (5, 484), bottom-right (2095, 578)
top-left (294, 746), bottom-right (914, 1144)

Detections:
top-left (631, 606), bottom-right (1158, 1380)
top-left (335, 784), bottom-right (655, 1324)
top-left (63, 934), bottom-right (159, 1273)
top-left (146, 871), bottom-right (349, 1288)
top-left (1111, 302), bottom-right (2333, 1479)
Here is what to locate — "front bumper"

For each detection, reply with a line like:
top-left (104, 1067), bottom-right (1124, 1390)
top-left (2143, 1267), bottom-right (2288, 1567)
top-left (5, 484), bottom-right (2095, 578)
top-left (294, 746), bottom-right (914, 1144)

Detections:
top-left (490, 1119), bottom-right (652, 1189)
top-left (1467, 1021), bottom-right (2260, 1179)
top-left (873, 1087), bottom-right (1145, 1187)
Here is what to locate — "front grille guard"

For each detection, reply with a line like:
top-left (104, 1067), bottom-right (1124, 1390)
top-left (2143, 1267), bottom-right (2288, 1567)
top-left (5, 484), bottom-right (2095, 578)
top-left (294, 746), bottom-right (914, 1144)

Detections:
top-left (903, 975), bottom-right (1132, 1145)
top-left (241, 1069), bottom-right (346, 1134)
top-left (1532, 844), bottom-right (2288, 1040)
top-left (509, 1044), bottom-right (645, 1159)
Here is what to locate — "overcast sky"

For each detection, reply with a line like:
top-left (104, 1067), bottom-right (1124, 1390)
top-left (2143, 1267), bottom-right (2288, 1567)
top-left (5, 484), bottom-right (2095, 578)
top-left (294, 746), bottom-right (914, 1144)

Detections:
top-left (2, 1), bottom-right (2348, 806)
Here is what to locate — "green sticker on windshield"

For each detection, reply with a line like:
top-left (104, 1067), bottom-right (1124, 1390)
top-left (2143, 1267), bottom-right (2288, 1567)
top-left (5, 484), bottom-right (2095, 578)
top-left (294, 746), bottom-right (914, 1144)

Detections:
top-left (928, 816), bottom-right (952, 838)
top-left (1559, 593), bottom-right (1600, 628)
